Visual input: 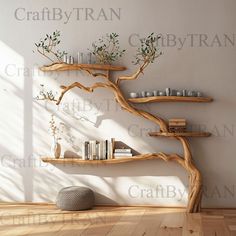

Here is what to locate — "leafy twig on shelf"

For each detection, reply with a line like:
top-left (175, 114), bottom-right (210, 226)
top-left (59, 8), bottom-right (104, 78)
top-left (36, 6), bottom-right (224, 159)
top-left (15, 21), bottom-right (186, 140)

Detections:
top-left (116, 33), bottom-right (162, 84)
top-left (34, 30), bottom-right (67, 62)
top-left (89, 33), bottom-right (126, 64)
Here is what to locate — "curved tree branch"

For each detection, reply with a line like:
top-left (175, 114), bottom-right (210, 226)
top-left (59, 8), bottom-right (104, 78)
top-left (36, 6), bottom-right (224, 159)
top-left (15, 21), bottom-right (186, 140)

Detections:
top-left (175, 136), bottom-right (202, 213)
top-left (56, 82), bottom-right (112, 105)
top-left (56, 79), bottom-right (168, 132)
top-left (116, 60), bottom-right (149, 85)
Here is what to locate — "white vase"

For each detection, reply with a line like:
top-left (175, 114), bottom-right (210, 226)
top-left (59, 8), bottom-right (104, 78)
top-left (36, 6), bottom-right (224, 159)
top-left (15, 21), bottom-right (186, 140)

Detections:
top-left (51, 140), bottom-right (61, 159)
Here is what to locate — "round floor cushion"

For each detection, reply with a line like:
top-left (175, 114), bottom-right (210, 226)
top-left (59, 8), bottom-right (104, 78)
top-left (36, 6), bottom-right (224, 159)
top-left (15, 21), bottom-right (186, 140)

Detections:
top-left (56, 186), bottom-right (95, 211)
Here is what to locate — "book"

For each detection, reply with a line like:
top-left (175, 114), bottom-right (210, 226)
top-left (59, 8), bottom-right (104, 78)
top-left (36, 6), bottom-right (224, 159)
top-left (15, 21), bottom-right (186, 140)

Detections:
top-left (111, 138), bottom-right (115, 159)
top-left (96, 141), bottom-right (100, 160)
top-left (114, 153), bottom-right (133, 157)
top-left (82, 141), bottom-right (89, 160)
top-left (169, 127), bottom-right (187, 133)
top-left (89, 140), bottom-right (97, 160)
top-left (82, 138), bottom-right (116, 160)
top-left (169, 119), bottom-right (187, 127)
top-left (114, 149), bottom-right (131, 153)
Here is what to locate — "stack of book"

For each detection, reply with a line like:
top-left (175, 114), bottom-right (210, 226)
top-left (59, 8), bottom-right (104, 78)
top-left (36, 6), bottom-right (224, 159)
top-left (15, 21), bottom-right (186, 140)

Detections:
top-left (168, 118), bottom-right (187, 133)
top-left (82, 138), bottom-right (115, 160)
top-left (114, 148), bottom-right (132, 158)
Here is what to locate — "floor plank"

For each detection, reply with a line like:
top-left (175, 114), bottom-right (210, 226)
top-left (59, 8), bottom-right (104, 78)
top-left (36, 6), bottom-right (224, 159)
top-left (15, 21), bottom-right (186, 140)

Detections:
top-left (0, 204), bottom-right (236, 236)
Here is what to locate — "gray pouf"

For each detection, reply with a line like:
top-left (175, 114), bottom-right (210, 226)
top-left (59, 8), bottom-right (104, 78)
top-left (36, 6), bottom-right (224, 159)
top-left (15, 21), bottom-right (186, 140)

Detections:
top-left (56, 186), bottom-right (95, 211)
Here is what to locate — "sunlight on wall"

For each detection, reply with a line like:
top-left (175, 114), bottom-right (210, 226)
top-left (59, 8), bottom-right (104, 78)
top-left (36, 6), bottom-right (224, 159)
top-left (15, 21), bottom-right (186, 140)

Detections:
top-left (0, 41), bottom-right (24, 157)
top-left (0, 41), bottom-right (25, 201)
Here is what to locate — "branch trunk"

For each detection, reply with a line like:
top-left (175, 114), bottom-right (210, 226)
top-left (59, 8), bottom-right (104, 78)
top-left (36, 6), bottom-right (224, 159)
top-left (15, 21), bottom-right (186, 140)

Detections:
top-left (55, 65), bottom-right (202, 213)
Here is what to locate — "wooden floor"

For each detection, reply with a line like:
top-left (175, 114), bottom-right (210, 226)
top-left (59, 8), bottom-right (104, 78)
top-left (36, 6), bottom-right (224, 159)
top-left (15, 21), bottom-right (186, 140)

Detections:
top-left (0, 204), bottom-right (236, 236)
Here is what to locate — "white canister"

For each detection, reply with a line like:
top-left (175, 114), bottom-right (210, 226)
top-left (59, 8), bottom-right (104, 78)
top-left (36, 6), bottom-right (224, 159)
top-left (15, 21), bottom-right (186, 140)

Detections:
top-left (63, 55), bottom-right (67, 63)
top-left (78, 52), bottom-right (84, 64)
top-left (87, 53), bottom-right (92, 64)
top-left (69, 56), bottom-right (74, 64)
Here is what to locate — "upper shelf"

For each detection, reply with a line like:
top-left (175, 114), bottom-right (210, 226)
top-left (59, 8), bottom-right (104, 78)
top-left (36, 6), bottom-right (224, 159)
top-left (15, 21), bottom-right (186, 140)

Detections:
top-left (40, 63), bottom-right (127, 72)
top-left (128, 96), bottom-right (213, 103)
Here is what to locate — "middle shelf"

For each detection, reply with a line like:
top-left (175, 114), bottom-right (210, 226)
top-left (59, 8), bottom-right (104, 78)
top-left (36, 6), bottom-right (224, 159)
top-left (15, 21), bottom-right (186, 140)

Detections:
top-left (128, 96), bottom-right (213, 104)
top-left (149, 131), bottom-right (212, 137)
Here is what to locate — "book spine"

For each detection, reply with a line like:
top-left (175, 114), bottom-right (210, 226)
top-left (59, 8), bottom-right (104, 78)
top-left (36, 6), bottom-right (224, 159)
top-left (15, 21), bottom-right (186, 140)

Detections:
top-left (84, 141), bottom-right (89, 160)
top-left (96, 141), bottom-right (100, 160)
top-left (108, 140), bottom-right (113, 160)
top-left (111, 138), bottom-right (115, 159)
top-left (99, 141), bottom-right (105, 160)
top-left (105, 140), bottom-right (108, 159)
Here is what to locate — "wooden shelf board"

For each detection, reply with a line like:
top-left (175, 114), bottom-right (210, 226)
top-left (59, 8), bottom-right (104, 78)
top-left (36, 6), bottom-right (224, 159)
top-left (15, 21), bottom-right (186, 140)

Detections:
top-left (40, 63), bottom-right (126, 72)
top-left (128, 96), bottom-right (213, 103)
top-left (149, 132), bottom-right (211, 137)
top-left (41, 154), bottom-right (166, 165)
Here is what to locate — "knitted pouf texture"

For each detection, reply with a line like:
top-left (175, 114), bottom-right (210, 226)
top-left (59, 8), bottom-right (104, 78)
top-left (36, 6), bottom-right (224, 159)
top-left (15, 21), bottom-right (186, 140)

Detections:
top-left (56, 186), bottom-right (95, 211)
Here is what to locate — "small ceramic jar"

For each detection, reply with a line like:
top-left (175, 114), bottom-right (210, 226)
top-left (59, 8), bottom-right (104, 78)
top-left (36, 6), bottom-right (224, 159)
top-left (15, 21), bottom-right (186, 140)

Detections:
top-left (197, 91), bottom-right (202, 97)
top-left (176, 91), bottom-right (183, 96)
top-left (183, 89), bottom-right (187, 97)
top-left (153, 90), bottom-right (159, 96)
top-left (187, 91), bottom-right (194, 97)
top-left (78, 52), bottom-right (84, 64)
top-left (87, 53), bottom-right (92, 64)
top-left (165, 88), bottom-right (171, 96)
top-left (63, 55), bottom-right (67, 63)
top-left (159, 91), bottom-right (166, 96)
top-left (146, 92), bottom-right (154, 97)
top-left (141, 91), bottom-right (147, 97)
top-left (69, 56), bottom-right (74, 64)
top-left (129, 92), bottom-right (139, 98)
top-left (170, 89), bottom-right (177, 96)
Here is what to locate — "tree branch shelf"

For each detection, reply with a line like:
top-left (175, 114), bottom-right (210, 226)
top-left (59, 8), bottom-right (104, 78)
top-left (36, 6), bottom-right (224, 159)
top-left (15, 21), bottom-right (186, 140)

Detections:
top-left (40, 62), bottom-right (126, 72)
top-left (149, 132), bottom-right (211, 137)
top-left (42, 153), bottom-right (184, 165)
top-left (128, 96), bottom-right (213, 103)
top-left (38, 57), bottom-right (213, 213)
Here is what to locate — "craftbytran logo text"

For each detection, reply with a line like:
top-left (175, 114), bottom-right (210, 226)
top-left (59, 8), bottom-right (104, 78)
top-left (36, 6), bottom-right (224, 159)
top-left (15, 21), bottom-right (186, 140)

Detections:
top-left (14, 7), bottom-right (121, 24)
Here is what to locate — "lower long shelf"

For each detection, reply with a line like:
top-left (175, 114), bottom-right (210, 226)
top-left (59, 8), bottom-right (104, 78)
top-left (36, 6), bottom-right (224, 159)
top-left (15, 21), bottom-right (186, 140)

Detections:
top-left (41, 154), bottom-right (166, 165)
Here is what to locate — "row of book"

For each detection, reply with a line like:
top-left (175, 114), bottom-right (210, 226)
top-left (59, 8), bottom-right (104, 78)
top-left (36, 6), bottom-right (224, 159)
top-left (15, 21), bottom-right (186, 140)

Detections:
top-left (82, 139), bottom-right (133, 160)
top-left (168, 118), bottom-right (187, 133)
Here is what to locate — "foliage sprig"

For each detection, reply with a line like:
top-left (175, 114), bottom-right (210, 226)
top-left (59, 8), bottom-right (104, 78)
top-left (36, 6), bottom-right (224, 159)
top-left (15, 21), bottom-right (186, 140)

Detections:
top-left (133, 33), bottom-right (162, 65)
top-left (89, 33), bottom-right (126, 64)
top-left (35, 84), bottom-right (57, 102)
top-left (34, 30), bottom-right (67, 62)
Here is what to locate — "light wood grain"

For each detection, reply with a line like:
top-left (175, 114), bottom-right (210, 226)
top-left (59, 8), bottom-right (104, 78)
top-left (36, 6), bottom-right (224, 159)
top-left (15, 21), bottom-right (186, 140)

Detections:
top-left (40, 58), bottom-right (213, 213)
top-left (0, 204), bottom-right (234, 236)
top-left (128, 96), bottom-right (213, 103)
top-left (149, 132), bottom-right (212, 137)
top-left (40, 62), bottom-right (126, 72)
top-left (41, 152), bottom-right (186, 165)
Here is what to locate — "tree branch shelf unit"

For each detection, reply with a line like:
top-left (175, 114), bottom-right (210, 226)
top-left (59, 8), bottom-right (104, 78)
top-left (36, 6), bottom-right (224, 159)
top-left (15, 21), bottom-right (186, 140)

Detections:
top-left (40, 62), bottom-right (213, 213)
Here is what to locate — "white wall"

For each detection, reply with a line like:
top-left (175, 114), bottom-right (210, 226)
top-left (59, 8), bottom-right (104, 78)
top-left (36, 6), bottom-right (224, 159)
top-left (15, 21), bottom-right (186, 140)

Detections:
top-left (0, 0), bottom-right (236, 208)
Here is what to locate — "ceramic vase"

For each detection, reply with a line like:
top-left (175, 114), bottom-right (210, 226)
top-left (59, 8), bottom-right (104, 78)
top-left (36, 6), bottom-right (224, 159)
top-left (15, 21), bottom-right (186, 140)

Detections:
top-left (51, 139), bottom-right (61, 159)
